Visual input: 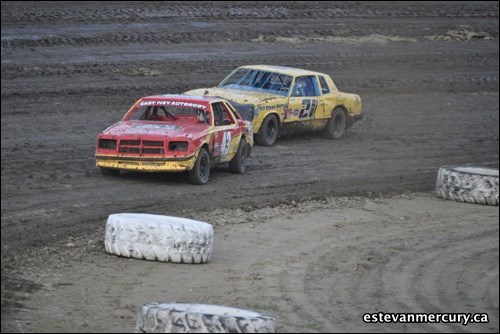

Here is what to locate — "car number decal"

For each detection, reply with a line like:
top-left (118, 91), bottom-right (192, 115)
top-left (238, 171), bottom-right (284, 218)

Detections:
top-left (298, 99), bottom-right (318, 118)
top-left (221, 131), bottom-right (231, 156)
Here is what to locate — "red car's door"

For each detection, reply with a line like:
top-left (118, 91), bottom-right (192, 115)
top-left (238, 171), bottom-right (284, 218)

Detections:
top-left (211, 102), bottom-right (241, 163)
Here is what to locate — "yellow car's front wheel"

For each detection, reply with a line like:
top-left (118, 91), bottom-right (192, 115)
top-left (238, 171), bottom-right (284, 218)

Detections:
top-left (255, 114), bottom-right (279, 146)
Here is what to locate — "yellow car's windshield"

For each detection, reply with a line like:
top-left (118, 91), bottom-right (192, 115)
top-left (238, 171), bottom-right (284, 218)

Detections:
top-left (219, 68), bottom-right (292, 96)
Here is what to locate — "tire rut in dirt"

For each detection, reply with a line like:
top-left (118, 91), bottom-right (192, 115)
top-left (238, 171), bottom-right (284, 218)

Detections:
top-left (3, 50), bottom-right (498, 80)
top-left (295, 220), bottom-right (498, 331)
top-left (2, 1), bottom-right (498, 50)
top-left (1, 2), bottom-right (497, 26)
top-left (2, 74), bottom-right (497, 99)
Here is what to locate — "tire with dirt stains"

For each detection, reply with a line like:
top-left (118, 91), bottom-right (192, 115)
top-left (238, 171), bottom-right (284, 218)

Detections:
top-left (229, 139), bottom-right (248, 174)
top-left (189, 148), bottom-right (211, 185)
top-left (255, 114), bottom-right (279, 146)
top-left (436, 166), bottom-right (499, 206)
top-left (135, 302), bottom-right (276, 333)
top-left (100, 167), bottom-right (120, 176)
top-left (323, 107), bottom-right (347, 139)
top-left (104, 213), bottom-right (213, 263)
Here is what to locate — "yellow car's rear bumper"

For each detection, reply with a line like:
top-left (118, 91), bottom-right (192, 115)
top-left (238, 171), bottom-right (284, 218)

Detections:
top-left (350, 110), bottom-right (364, 123)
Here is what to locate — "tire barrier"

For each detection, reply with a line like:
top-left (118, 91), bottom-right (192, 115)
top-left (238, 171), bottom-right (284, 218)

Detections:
top-left (105, 213), bottom-right (213, 263)
top-left (136, 302), bottom-right (276, 333)
top-left (436, 166), bottom-right (499, 206)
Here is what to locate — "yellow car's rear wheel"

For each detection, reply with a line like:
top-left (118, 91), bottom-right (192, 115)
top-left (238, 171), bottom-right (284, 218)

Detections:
top-left (324, 107), bottom-right (347, 139)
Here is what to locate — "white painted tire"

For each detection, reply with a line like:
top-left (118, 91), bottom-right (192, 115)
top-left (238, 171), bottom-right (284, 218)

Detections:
top-left (135, 302), bottom-right (276, 333)
top-left (436, 166), bottom-right (499, 206)
top-left (104, 213), bottom-right (213, 263)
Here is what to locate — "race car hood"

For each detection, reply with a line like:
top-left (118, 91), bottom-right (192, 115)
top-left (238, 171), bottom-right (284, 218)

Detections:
top-left (186, 87), bottom-right (280, 105)
top-left (102, 121), bottom-right (207, 139)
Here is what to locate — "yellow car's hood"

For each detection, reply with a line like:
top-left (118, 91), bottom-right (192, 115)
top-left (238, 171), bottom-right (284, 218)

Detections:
top-left (186, 87), bottom-right (281, 105)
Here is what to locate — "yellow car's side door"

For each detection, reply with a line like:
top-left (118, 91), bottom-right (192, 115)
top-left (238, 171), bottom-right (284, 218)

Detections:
top-left (284, 76), bottom-right (326, 128)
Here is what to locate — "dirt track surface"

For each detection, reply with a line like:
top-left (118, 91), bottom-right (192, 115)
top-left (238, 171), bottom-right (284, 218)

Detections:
top-left (1, 1), bottom-right (499, 333)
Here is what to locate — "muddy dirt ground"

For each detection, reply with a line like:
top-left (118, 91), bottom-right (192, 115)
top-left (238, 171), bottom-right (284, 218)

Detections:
top-left (1, 1), bottom-right (499, 332)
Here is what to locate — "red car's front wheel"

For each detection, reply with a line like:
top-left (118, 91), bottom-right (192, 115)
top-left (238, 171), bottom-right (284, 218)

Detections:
top-left (189, 148), bottom-right (210, 185)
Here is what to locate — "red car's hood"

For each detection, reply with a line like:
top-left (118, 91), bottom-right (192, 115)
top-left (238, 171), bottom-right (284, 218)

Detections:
top-left (102, 121), bottom-right (208, 139)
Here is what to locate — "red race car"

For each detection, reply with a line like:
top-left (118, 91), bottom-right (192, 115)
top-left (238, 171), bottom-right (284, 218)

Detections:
top-left (95, 94), bottom-right (253, 184)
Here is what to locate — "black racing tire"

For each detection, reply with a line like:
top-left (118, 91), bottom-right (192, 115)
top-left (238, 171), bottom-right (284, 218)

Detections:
top-left (229, 139), bottom-right (248, 174)
top-left (104, 213), bottom-right (213, 264)
top-left (436, 166), bottom-right (499, 206)
top-left (100, 167), bottom-right (120, 176)
top-left (324, 107), bottom-right (347, 139)
top-left (136, 302), bottom-right (276, 333)
top-left (189, 148), bottom-right (210, 185)
top-left (255, 114), bottom-right (279, 146)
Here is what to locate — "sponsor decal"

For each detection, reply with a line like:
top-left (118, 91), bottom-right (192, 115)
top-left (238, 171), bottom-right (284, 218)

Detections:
top-left (285, 109), bottom-right (296, 118)
top-left (132, 124), bottom-right (182, 131)
top-left (140, 101), bottom-right (207, 109)
top-left (256, 103), bottom-right (286, 112)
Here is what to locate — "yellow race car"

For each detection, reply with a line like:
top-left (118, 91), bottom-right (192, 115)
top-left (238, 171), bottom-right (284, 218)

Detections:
top-left (185, 65), bottom-right (363, 146)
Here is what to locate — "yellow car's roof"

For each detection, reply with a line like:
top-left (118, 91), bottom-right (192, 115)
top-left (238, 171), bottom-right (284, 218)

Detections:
top-left (238, 65), bottom-right (325, 77)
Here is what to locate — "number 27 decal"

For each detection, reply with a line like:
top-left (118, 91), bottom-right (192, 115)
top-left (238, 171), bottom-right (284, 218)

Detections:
top-left (298, 99), bottom-right (318, 118)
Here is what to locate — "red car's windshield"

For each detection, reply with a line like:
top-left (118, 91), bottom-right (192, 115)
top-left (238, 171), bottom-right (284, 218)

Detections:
top-left (125, 100), bottom-right (210, 122)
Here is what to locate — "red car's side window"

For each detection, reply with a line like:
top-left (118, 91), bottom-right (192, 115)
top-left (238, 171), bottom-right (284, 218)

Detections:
top-left (212, 102), bottom-right (236, 126)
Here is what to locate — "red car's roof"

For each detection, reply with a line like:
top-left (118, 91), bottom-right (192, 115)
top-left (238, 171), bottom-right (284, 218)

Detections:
top-left (140, 94), bottom-right (224, 103)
